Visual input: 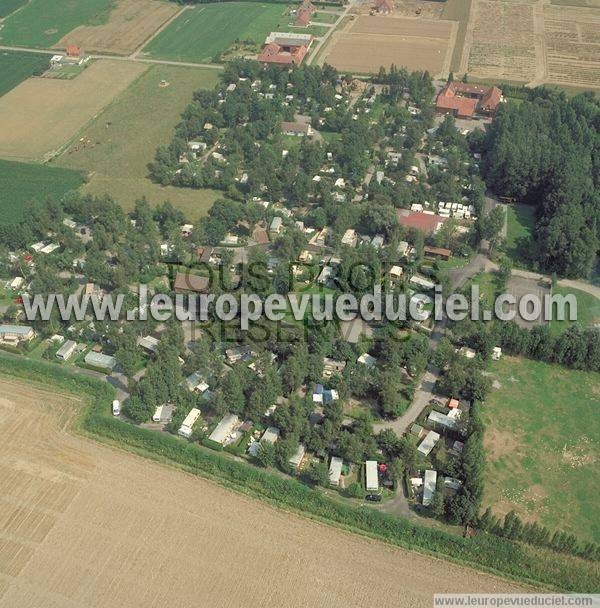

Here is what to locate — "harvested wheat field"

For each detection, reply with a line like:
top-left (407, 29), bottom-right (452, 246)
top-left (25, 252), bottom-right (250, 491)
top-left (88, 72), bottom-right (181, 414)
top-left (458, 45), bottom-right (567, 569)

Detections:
top-left (0, 377), bottom-right (525, 607)
top-left (53, 0), bottom-right (180, 56)
top-left (323, 15), bottom-right (456, 76)
top-left (543, 4), bottom-right (600, 88)
top-left (465, 0), bottom-right (537, 82)
top-left (0, 60), bottom-right (147, 162)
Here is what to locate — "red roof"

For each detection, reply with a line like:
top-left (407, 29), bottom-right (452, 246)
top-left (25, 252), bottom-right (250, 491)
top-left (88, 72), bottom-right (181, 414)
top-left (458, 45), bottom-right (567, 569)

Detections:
top-left (436, 82), bottom-right (502, 117)
top-left (295, 6), bottom-right (312, 26)
top-left (397, 211), bottom-right (446, 235)
top-left (66, 45), bottom-right (82, 57)
top-left (258, 42), bottom-right (309, 65)
top-left (375, 0), bottom-right (394, 12)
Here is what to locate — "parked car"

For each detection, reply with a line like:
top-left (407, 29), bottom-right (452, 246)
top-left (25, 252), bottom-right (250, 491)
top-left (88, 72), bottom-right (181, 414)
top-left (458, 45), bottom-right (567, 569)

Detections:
top-left (365, 494), bottom-right (382, 502)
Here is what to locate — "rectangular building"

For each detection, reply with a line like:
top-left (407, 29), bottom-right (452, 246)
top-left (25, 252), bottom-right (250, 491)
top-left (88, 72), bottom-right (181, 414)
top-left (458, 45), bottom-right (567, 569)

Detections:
top-left (179, 408), bottom-right (202, 438)
top-left (365, 460), bottom-right (379, 491)
top-left (423, 469), bottom-right (437, 506)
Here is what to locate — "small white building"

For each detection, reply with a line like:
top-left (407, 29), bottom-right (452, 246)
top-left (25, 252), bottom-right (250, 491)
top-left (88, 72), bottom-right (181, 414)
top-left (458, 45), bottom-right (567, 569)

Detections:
top-left (365, 460), bottom-right (379, 491)
top-left (153, 404), bottom-right (174, 423)
top-left (179, 408), bottom-right (202, 438)
top-left (208, 413), bottom-right (240, 445)
top-left (423, 469), bottom-right (437, 506)
top-left (289, 444), bottom-right (306, 470)
top-left (417, 430), bottom-right (440, 456)
top-left (329, 456), bottom-right (343, 486)
top-left (357, 353), bottom-right (376, 368)
top-left (56, 339), bottom-right (77, 361)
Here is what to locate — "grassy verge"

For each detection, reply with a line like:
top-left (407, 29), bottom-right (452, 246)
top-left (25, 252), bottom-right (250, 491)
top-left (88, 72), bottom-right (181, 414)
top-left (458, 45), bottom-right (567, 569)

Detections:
top-left (0, 353), bottom-right (598, 592)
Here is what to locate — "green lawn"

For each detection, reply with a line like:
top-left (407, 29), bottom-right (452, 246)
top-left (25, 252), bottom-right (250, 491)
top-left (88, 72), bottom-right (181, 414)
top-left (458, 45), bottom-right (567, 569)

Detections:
top-left (0, 0), bottom-right (27, 18)
top-left (549, 286), bottom-right (600, 335)
top-left (0, 0), bottom-right (113, 48)
top-left (0, 50), bottom-right (50, 97)
top-left (505, 203), bottom-right (536, 267)
top-left (0, 159), bottom-right (84, 224)
top-left (55, 64), bottom-right (221, 219)
top-left (482, 356), bottom-right (600, 544)
top-left (143, 2), bottom-right (293, 63)
top-left (312, 11), bottom-right (340, 23)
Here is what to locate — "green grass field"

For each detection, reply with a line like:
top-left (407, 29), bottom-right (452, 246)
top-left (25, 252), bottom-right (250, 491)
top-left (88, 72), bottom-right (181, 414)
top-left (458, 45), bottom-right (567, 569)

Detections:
top-left (55, 64), bottom-right (221, 220)
top-left (0, 159), bottom-right (84, 224)
top-left (143, 2), bottom-right (292, 63)
top-left (312, 11), bottom-right (340, 23)
top-left (0, 50), bottom-right (50, 97)
top-left (482, 356), bottom-right (600, 544)
top-left (506, 203), bottom-right (536, 266)
top-left (0, 0), bottom-right (27, 18)
top-left (0, 0), bottom-right (113, 48)
top-left (549, 286), bottom-right (600, 334)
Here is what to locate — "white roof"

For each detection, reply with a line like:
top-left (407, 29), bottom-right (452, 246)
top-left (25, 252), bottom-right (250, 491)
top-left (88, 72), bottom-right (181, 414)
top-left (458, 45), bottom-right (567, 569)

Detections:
top-left (209, 413), bottom-right (240, 444)
top-left (428, 410), bottom-right (459, 432)
top-left (289, 444), bottom-right (306, 468)
top-left (365, 460), bottom-right (378, 491)
top-left (423, 470), bottom-right (437, 506)
top-left (357, 353), bottom-right (376, 367)
top-left (260, 426), bottom-right (280, 445)
top-left (179, 408), bottom-right (201, 437)
top-left (417, 430), bottom-right (440, 455)
top-left (328, 456), bottom-right (343, 485)
top-left (410, 275), bottom-right (435, 290)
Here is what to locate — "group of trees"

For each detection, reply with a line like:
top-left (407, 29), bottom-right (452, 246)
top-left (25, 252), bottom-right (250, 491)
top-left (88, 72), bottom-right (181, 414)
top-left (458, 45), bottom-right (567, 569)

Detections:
top-left (472, 89), bottom-right (600, 278)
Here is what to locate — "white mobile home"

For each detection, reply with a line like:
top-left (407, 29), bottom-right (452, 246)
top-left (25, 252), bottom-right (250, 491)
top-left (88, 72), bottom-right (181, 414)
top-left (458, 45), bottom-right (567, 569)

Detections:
top-left (365, 460), bottom-right (379, 491)
top-left (423, 469), bottom-right (437, 506)
top-left (329, 456), bottom-right (343, 486)
top-left (208, 413), bottom-right (240, 445)
top-left (153, 404), bottom-right (174, 423)
top-left (56, 340), bottom-right (77, 361)
top-left (417, 430), bottom-right (440, 456)
top-left (112, 400), bottom-right (120, 416)
top-left (84, 351), bottom-right (116, 372)
top-left (289, 444), bottom-right (306, 470)
top-left (178, 408), bottom-right (202, 438)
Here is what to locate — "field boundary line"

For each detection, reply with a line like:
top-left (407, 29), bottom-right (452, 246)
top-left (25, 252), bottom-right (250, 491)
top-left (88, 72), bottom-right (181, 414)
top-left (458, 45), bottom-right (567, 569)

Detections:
top-left (130, 3), bottom-right (195, 59)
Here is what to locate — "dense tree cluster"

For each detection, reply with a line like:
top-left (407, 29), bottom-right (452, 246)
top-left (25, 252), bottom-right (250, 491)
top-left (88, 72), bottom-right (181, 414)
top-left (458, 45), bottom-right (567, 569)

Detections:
top-left (472, 90), bottom-right (600, 277)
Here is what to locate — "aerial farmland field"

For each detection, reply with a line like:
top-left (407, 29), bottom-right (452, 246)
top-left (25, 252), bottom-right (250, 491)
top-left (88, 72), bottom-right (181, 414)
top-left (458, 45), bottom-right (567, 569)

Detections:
top-left (0, 59), bottom-right (147, 162)
top-left (482, 357), bottom-right (600, 544)
top-left (0, 0), bottom-right (114, 48)
top-left (0, 160), bottom-right (83, 224)
top-left (142, 2), bottom-right (293, 63)
top-left (55, 64), bottom-right (221, 218)
top-left (0, 0), bottom-right (27, 19)
top-left (0, 376), bottom-right (525, 607)
top-left (321, 15), bottom-right (456, 76)
top-left (53, 0), bottom-right (180, 56)
top-left (0, 50), bottom-right (49, 97)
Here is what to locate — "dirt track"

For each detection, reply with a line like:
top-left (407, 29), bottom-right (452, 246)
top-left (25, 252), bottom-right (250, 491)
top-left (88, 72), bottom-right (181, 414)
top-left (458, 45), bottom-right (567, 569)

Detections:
top-left (0, 378), bottom-right (525, 607)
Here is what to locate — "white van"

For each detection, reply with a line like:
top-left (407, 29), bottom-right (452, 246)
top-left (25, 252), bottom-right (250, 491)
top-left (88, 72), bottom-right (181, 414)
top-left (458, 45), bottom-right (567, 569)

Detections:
top-left (112, 400), bottom-right (121, 416)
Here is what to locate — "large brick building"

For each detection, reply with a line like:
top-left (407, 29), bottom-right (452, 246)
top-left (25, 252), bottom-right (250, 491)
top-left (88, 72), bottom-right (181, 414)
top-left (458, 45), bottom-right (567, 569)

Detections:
top-left (257, 32), bottom-right (313, 66)
top-left (435, 82), bottom-right (502, 119)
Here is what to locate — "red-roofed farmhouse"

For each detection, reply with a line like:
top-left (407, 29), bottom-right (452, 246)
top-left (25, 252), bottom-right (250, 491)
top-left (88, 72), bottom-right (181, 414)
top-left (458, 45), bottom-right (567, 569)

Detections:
top-left (436, 82), bottom-right (503, 119)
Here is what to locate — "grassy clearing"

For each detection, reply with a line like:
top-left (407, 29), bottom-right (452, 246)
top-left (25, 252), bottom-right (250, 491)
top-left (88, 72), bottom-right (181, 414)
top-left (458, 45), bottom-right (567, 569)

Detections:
top-left (143, 2), bottom-right (292, 63)
top-left (0, 50), bottom-right (49, 97)
top-left (0, 159), bottom-right (83, 224)
top-left (505, 203), bottom-right (536, 266)
top-left (312, 11), bottom-right (340, 23)
top-left (549, 286), bottom-right (600, 334)
top-left (0, 0), bottom-right (113, 48)
top-left (482, 356), bottom-right (600, 544)
top-left (55, 64), bottom-right (220, 219)
top-left (0, 0), bottom-right (26, 18)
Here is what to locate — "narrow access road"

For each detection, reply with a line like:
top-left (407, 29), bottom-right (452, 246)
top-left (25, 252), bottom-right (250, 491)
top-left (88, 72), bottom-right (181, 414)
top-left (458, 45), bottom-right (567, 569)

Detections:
top-left (0, 44), bottom-right (223, 70)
